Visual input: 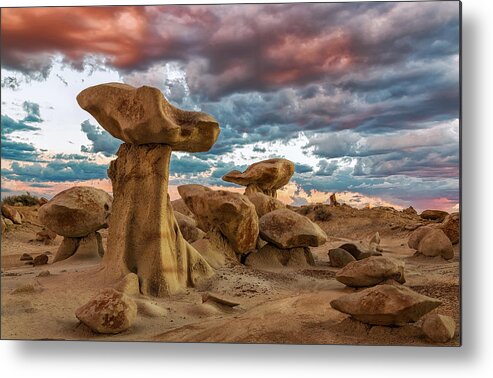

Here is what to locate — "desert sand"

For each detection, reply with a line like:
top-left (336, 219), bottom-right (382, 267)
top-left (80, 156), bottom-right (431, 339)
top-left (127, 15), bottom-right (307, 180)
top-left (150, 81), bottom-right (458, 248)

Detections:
top-left (1, 203), bottom-right (460, 345)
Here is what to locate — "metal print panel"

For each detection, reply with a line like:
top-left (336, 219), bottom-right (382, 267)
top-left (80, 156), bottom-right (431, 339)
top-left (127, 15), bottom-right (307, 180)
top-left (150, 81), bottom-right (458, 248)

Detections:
top-left (0, 1), bottom-right (461, 345)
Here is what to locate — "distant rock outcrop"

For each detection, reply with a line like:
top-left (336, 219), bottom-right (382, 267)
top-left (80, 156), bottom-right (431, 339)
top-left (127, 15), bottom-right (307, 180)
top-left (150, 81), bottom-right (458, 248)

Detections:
top-left (420, 209), bottom-right (448, 222)
top-left (330, 284), bottom-right (441, 326)
top-left (222, 158), bottom-right (295, 198)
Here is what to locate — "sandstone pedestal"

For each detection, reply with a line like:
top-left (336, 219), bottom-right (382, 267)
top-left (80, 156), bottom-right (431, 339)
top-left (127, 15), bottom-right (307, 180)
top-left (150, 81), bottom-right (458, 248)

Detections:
top-left (103, 144), bottom-right (213, 297)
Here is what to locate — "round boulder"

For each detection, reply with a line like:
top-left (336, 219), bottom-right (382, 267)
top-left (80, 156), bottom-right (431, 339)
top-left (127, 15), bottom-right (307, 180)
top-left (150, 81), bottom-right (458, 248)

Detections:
top-left (421, 313), bottom-right (456, 342)
top-left (408, 226), bottom-right (434, 250)
top-left (418, 229), bottom-right (454, 259)
top-left (259, 208), bottom-right (327, 249)
top-left (420, 209), bottom-right (448, 222)
top-left (328, 248), bottom-right (356, 268)
top-left (246, 192), bottom-right (285, 218)
top-left (75, 288), bottom-right (137, 334)
top-left (38, 186), bottom-right (112, 237)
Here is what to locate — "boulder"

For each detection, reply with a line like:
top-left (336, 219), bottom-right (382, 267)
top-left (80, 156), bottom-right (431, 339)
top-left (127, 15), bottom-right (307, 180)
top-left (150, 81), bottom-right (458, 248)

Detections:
top-left (1, 204), bottom-right (22, 224)
top-left (408, 226), bottom-right (434, 250)
top-left (178, 184), bottom-right (259, 254)
top-left (38, 186), bottom-right (112, 238)
top-left (420, 209), bottom-right (448, 222)
top-left (222, 158), bottom-right (295, 197)
top-left (35, 228), bottom-right (57, 244)
top-left (174, 211), bottom-right (205, 243)
top-left (245, 244), bottom-right (314, 269)
top-left (439, 212), bottom-right (460, 244)
top-left (259, 208), bottom-right (327, 249)
top-left (75, 288), bottom-right (137, 334)
top-left (328, 248), bottom-right (356, 268)
top-left (418, 229), bottom-right (454, 259)
top-left (77, 82), bottom-right (219, 151)
top-left (246, 192), bottom-right (285, 218)
top-left (33, 253), bottom-right (49, 266)
top-left (330, 284), bottom-right (442, 326)
top-left (335, 256), bottom-right (406, 287)
top-left (421, 313), bottom-right (456, 342)
top-left (338, 243), bottom-right (365, 259)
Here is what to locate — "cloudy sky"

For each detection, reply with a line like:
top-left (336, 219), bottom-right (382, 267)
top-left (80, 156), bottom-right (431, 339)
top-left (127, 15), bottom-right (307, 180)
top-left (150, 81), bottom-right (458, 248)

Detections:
top-left (0, 1), bottom-right (460, 212)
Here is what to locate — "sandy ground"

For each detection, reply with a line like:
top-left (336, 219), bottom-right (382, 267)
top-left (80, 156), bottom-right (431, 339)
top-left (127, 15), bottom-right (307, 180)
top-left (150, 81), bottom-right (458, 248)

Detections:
top-left (1, 205), bottom-right (460, 345)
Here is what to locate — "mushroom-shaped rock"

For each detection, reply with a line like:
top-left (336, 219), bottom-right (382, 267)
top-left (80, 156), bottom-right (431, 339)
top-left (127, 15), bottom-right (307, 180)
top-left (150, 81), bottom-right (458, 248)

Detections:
top-left (77, 83), bottom-right (217, 297)
top-left (178, 184), bottom-right (259, 254)
top-left (335, 256), bottom-right (406, 287)
top-left (330, 284), bottom-right (442, 326)
top-left (222, 158), bottom-right (294, 197)
top-left (75, 288), bottom-right (137, 334)
top-left (418, 229), bottom-right (454, 260)
top-left (77, 83), bottom-right (219, 152)
top-left (38, 186), bottom-right (111, 238)
top-left (38, 186), bottom-right (111, 262)
top-left (246, 192), bottom-right (285, 218)
top-left (259, 208), bottom-right (327, 249)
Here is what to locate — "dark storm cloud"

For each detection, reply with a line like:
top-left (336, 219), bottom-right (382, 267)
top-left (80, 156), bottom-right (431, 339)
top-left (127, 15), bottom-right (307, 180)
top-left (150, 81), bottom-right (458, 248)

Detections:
top-left (296, 164), bottom-right (313, 174)
top-left (1, 137), bottom-right (40, 162)
top-left (2, 160), bottom-right (108, 182)
top-left (80, 120), bottom-right (121, 156)
top-left (1, 114), bottom-right (41, 134)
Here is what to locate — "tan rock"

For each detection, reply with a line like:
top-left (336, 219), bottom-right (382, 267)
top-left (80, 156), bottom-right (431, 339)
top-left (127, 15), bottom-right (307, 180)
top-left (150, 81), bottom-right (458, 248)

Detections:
top-left (38, 186), bottom-right (112, 238)
top-left (136, 300), bottom-right (168, 318)
top-left (259, 208), bottom-right (327, 249)
top-left (77, 82), bottom-right (219, 152)
top-left (338, 243), bottom-right (365, 259)
top-left (38, 197), bottom-right (49, 205)
top-left (402, 206), bottom-right (417, 215)
top-left (222, 158), bottom-right (295, 197)
top-left (408, 226), bottom-right (434, 250)
top-left (33, 253), bottom-right (49, 266)
top-left (330, 284), bottom-right (441, 326)
top-left (174, 211), bottom-right (205, 243)
top-left (335, 256), bottom-right (406, 287)
top-left (418, 229), bottom-right (454, 259)
top-left (77, 84), bottom-right (217, 297)
top-left (328, 248), bottom-right (356, 268)
top-left (114, 273), bottom-right (140, 296)
top-left (246, 192), bottom-right (285, 218)
top-left (171, 198), bottom-right (194, 217)
top-left (102, 144), bottom-right (214, 297)
top-left (191, 229), bottom-right (237, 268)
top-left (439, 212), bottom-right (460, 244)
top-left (1, 204), bottom-right (22, 224)
top-left (75, 288), bottom-right (137, 334)
top-left (368, 232), bottom-right (381, 252)
top-left (35, 228), bottom-right (57, 244)
top-left (420, 209), bottom-right (448, 222)
top-left (422, 313), bottom-right (456, 342)
top-left (178, 184), bottom-right (259, 254)
top-left (245, 244), bottom-right (314, 269)
top-left (53, 231), bottom-right (103, 263)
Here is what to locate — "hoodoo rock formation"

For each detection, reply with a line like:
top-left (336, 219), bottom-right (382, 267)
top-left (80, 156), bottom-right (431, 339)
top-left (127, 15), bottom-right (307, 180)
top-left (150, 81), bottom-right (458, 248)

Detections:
top-left (222, 158), bottom-right (295, 198)
top-left (77, 83), bottom-right (219, 297)
top-left (38, 186), bottom-right (111, 262)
